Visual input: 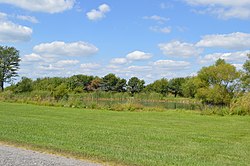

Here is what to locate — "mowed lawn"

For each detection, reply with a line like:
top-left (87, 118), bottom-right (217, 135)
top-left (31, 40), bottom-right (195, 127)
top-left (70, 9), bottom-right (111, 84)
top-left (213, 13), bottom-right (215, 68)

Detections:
top-left (0, 102), bottom-right (250, 166)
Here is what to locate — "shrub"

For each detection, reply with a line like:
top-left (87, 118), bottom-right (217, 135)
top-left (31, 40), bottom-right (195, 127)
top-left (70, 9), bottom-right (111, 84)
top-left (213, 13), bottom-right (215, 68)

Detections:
top-left (200, 105), bottom-right (230, 116)
top-left (52, 83), bottom-right (69, 101)
top-left (230, 93), bottom-right (250, 115)
top-left (0, 90), bottom-right (14, 100)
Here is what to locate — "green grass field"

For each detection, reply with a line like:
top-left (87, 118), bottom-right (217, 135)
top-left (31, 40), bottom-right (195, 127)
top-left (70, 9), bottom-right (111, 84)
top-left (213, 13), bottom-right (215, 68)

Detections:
top-left (0, 102), bottom-right (250, 165)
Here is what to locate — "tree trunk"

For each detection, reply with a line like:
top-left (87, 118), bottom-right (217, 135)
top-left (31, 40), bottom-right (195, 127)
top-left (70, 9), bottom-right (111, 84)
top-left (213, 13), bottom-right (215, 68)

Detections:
top-left (0, 81), bottom-right (3, 92)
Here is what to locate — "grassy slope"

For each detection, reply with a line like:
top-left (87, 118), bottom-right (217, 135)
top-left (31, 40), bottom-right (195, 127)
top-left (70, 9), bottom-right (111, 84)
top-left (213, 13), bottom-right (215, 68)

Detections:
top-left (0, 102), bottom-right (249, 166)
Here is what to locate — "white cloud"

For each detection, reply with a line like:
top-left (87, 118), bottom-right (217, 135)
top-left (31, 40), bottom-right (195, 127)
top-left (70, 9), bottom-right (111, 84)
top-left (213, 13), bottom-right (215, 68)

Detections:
top-left (196, 32), bottom-right (250, 50)
top-left (55, 60), bottom-right (79, 67)
top-left (39, 64), bottom-right (62, 71)
top-left (0, 21), bottom-right (32, 42)
top-left (126, 51), bottom-right (152, 61)
top-left (200, 50), bottom-right (250, 64)
top-left (160, 3), bottom-right (173, 9)
top-left (33, 41), bottom-right (98, 56)
top-left (127, 65), bottom-right (152, 72)
top-left (159, 41), bottom-right (202, 57)
top-left (110, 58), bottom-right (128, 65)
top-left (80, 63), bottom-right (100, 69)
top-left (0, 12), bottom-right (7, 20)
top-left (22, 53), bottom-right (43, 62)
top-left (185, 0), bottom-right (250, 19)
top-left (150, 26), bottom-right (171, 34)
top-left (143, 15), bottom-right (169, 23)
top-left (154, 60), bottom-right (191, 70)
top-left (233, 64), bottom-right (243, 70)
top-left (17, 15), bottom-right (39, 23)
top-left (99, 4), bottom-right (110, 13)
top-left (86, 4), bottom-right (110, 21)
top-left (0, 0), bottom-right (75, 13)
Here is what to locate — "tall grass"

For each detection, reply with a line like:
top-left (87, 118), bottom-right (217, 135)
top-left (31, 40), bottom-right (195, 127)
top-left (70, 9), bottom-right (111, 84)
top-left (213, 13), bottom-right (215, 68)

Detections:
top-left (0, 90), bottom-right (202, 111)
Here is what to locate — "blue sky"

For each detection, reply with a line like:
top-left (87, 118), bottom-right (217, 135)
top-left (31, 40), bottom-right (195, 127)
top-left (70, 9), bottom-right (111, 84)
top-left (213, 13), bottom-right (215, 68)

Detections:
top-left (0, 0), bottom-right (250, 83)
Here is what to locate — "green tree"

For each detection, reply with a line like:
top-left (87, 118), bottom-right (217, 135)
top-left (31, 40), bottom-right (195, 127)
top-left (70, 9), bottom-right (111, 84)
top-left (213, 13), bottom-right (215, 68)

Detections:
top-left (87, 77), bottom-right (102, 91)
top-left (168, 77), bottom-right (186, 97)
top-left (33, 77), bottom-right (65, 92)
top-left (241, 54), bottom-right (250, 92)
top-left (145, 78), bottom-right (168, 96)
top-left (67, 74), bottom-right (94, 92)
top-left (196, 59), bottom-right (240, 105)
top-left (127, 77), bottom-right (145, 95)
top-left (15, 77), bottom-right (33, 93)
top-left (0, 46), bottom-right (20, 91)
top-left (100, 73), bottom-right (120, 91)
top-left (115, 78), bottom-right (127, 92)
top-left (182, 77), bottom-right (203, 98)
top-left (52, 83), bottom-right (69, 101)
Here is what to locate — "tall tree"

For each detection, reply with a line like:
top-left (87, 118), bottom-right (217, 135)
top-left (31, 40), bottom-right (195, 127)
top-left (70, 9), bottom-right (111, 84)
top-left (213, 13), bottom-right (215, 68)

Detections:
top-left (144, 78), bottom-right (168, 96)
top-left (196, 59), bottom-right (240, 105)
top-left (127, 77), bottom-right (145, 95)
top-left (241, 54), bottom-right (250, 92)
top-left (181, 77), bottom-right (203, 98)
top-left (100, 73), bottom-right (119, 91)
top-left (168, 77), bottom-right (186, 97)
top-left (0, 46), bottom-right (20, 91)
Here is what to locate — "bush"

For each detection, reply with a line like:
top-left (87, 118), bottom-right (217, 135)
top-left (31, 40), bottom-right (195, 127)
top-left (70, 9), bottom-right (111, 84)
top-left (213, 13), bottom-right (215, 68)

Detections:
top-left (230, 93), bottom-right (250, 115)
top-left (52, 83), bottom-right (69, 101)
top-left (200, 106), bottom-right (230, 116)
top-left (0, 90), bottom-right (14, 100)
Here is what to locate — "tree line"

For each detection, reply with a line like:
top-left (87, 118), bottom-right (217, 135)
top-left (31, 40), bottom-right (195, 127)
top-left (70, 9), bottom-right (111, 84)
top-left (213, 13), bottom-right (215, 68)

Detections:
top-left (1, 46), bottom-right (250, 107)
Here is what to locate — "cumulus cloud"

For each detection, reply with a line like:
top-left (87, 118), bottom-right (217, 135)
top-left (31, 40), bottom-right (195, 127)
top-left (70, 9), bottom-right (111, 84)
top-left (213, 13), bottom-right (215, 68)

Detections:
top-left (0, 0), bottom-right (75, 13)
top-left (33, 41), bottom-right (98, 57)
top-left (0, 21), bottom-right (32, 42)
top-left (196, 32), bottom-right (250, 50)
top-left (110, 58), bottom-right (128, 65)
top-left (0, 12), bottom-right (7, 20)
top-left (185, 0), bottom-right (250, 19)
top-left (127, 65), bottom-right (152, 72)
top-left (22, 53), bottom-right (43, 62)
top-left (86, 4), bottom-right (110, 21)
top-left (149, 26), bottom-right (171, 34)
top-left (80, 63), bottom-right (100, 69)
top-left (200, 50), bottom-right (250, 64)
top-left (159, 41), bottom-right (203, 57)
top-left (39, 64), bottom-right (62, 71)
top-left (160, 3), bottom-right (174, 9)
top-left (126, 51), bottom-right (152, 61)
top-left (143, 15), bottom-right (169, 23)
top-left (55, 60), bottom-right (79, 67)
top-left (154, 60), bottom-right (191, 70)
top-left (17, 15), bottom-right (39, 23)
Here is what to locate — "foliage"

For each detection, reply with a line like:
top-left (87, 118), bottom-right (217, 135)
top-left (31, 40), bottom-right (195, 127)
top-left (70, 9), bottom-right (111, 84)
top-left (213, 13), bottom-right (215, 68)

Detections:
top-left (145, 78), bottom-right (168, 96)
top-left (168, 77), bottom-right (186, 97)
top-left (0, 46), bottom-right (20, 91)
top-left (196, 85), bottom-right (232, 105)
top-left (127, 77), bottom-right (145, 95)
top-left (196, 59), bottom-right (240, 105)
top-left (52, 83), bottom-right (69, 101)
top-left (66, 74), bottom-right (94, 91)
top-left (33, 77), bottom-right (65, 92)
top-left (87, 77), bottom-right (101, 91)
top-left (230, 92), bottom-right (250, 115)
top-left (182, 77), bottom-right (202, 98)
top-left (14, 77), bottom-right (33, 93)
top-left (100, 73), bottom-right (126, 92)
top-left (100, 73), bottom-right (119, 91)
top-left (241, 54), bottom-right (250, 92)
